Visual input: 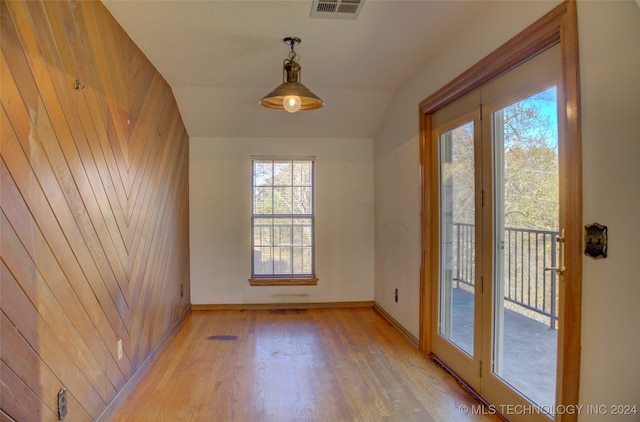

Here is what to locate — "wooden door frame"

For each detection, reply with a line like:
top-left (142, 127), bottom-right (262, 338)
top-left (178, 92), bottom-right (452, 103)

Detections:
top-left (418, 1), bottom-right (581, 419)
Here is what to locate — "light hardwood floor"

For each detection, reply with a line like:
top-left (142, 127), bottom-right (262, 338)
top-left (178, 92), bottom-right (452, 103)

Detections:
top-left (111, 308), bottom-right (502, 421)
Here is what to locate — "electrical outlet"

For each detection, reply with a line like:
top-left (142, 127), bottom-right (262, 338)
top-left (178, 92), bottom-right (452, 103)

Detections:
top-left (117, 339), bottom-right (123, 360)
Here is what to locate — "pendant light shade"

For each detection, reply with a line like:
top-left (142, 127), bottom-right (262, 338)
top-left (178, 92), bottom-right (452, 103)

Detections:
top-left (260, 37), bottom-right (324, 112)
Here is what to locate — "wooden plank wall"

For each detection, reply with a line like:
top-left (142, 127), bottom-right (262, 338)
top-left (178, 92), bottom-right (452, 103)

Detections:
top-left (0, 0), bottom-right (191, 420)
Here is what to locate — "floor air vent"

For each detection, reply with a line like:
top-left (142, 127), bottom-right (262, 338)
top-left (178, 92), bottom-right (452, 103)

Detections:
top-left (311, 0), bottom-right (364, 20)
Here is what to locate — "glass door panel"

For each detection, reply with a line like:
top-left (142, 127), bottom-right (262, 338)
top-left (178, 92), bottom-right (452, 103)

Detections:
top-left (492, 87), bottom-right (559, 408)
top-left (428, 42), bottom-right (566, 421)
top-left (439, 122), bottom-right (475, 357)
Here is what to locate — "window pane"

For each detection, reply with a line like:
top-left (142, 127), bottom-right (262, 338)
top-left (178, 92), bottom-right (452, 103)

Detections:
top-left (293, 219), bottom-right (313, 245)
top-left (274, 220), bottom-right (292, 246)
top-left (253, 247), bottom-right (273, 275)
top-left (492, 86), bottom-right (558, 407)
top-left (292, 225), bottom-right (303, 246)
top-left (293, 187), bottom-right (312, 214)
top-left (293, 247), bottom-right (312, 274)
top-left (254, 187), bottom-right (273, 214)
top-left (273, 161), bottom-right (292, 186)
top-left (253, 225), bottom-right (273, 246)
top-left (273, 187), bottom-right (292, 214)
top-left (254, 162), bottom-right (273, 187)
top-left (274, 247), bottom-right (291, 273)
top-left (301, 223), bottom-right (312, 245)
top-left (254, 217), bottom-right (273, 226)
top-left (439, 121), bottom-right (475, 358)
top-left (293, 161), bottom-right (312, 186)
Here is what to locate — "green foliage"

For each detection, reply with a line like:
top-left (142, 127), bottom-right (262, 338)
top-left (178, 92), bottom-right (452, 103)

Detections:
top-left (502, 88), bottom-right (559, 230)
top-left (446, 87), bottom-right (559, 231)
top-left (253, 160), bottom-right (313, 216)
top-left (503, 145), bottom-right (558, 230)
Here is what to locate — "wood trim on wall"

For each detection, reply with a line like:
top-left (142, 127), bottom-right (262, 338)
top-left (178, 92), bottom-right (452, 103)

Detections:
top-left (418, 1), bottom-right (581, 419)
top-left (248, 278), bottom-right (319, 286)
top-left (373, 303), bottom-right (419, 349)
top-left (193, 301), bottom-right (374, 311)
top-left (1, 0), bottom-right (190, 420)
top-left (95, 305), bottom-right (191, 422)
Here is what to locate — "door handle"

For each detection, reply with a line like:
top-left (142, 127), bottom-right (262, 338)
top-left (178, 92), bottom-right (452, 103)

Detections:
top-left (544, 266), bottom-right (565, 276)
top-left (544, 230), bottom-right (565, 276)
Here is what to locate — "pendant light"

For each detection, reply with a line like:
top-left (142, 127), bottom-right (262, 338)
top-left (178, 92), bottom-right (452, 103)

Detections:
top-left (259, 37), bottom-right (324, 113)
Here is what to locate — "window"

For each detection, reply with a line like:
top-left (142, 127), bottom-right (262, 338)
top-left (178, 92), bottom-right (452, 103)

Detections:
top-left (250, 158), bottom-right (317, 285)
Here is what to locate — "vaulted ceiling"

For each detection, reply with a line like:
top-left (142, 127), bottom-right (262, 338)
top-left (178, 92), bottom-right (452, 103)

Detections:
top-left (102, 0), bottom-right (492, 139)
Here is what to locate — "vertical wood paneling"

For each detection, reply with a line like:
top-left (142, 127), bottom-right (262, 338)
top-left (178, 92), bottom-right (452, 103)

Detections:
top-left (0, 0), bottom-right (190, 420)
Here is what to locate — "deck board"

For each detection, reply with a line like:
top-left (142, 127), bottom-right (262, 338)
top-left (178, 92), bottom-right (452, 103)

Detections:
top-left (449, 288), bottom-right (557, 407)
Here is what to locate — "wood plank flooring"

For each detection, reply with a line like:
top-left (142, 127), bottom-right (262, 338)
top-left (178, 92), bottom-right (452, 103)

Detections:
top-left (111, 308), bottom-right (501, 421)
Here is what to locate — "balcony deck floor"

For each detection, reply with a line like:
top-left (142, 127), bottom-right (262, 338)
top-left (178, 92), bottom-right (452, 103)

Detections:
top-left (448, 287), bottom-right (557, 407)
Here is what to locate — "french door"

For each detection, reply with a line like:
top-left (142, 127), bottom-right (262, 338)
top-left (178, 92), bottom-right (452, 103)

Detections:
top-left (429, 45), bottom-right (565, 420)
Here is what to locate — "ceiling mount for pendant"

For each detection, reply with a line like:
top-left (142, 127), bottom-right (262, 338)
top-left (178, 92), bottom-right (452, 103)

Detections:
top-left (284, 36), bottom-right (301, 47)
top-left (259, 37), bottom-right (324, 113)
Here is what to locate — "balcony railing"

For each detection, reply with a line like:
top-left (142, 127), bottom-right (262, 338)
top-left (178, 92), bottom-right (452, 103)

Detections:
top-left (452, 223), bottom-right (559, 329)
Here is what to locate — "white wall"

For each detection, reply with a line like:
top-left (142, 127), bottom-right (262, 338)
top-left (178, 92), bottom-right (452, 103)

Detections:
top-left (190, 137), bottom-right (375, 305)
top-left (373, 0), bottom-right (640, 416)
top-left (577, 1), bottom-right (640, 418)
top-left (374, 0), bottom-right (561, 338)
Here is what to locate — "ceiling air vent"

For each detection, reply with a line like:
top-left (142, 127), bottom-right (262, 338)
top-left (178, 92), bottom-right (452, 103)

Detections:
top-left (311, 0), bottom-right (364, 20)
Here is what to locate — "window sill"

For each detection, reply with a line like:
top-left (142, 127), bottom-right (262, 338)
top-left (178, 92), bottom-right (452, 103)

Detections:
top-left (249, 277), bottom-right (318, 286)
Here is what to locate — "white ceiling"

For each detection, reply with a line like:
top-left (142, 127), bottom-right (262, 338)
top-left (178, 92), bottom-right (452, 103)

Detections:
top-left (102, 0), bottom-right (492, 139)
